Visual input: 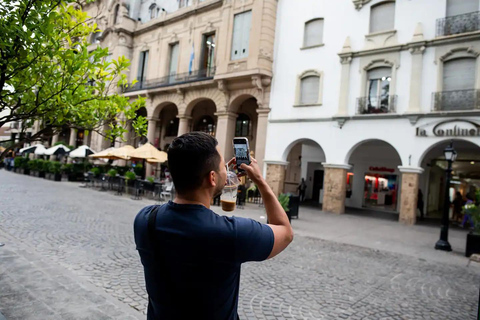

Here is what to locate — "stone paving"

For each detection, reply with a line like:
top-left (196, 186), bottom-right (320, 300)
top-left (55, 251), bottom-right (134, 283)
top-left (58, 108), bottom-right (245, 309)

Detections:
top-left (0, 169), bottom-right (479, 319)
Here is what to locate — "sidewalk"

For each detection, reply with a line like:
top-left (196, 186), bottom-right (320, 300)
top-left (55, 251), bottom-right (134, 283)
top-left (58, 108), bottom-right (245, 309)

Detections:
top-left (212, 202), bottom-right (473, 267)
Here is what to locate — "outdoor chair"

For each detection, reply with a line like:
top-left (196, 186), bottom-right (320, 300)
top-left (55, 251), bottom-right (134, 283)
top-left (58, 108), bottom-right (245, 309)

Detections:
top-left (114, 176), bottom-right (124, 196)
top-left (132, 179), bottom-right (144, 200)
top-left (160, 183), bottom-right (174, 203)
top-left (153, 183), bottom-right (163, 203)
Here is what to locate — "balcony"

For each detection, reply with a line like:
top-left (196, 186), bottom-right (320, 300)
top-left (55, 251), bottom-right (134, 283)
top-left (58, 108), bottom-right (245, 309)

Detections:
top-left (356, 95), bottom-right (397, 115)
top-left (124, 67), bottom-right (216, 93)
top-left (436, 12), bottom-right (480, 37)
top-left (432, 89), bottom-right (480, 111)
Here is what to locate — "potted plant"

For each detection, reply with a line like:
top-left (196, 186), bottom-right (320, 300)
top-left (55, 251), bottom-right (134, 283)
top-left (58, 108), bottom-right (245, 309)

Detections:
top-left (21, 158), bottom-right (30, 175)
top-left (278, 193), bottom-right (291, 222)
top-left (107, 169), bottom-right (118, 178)
top-left (124, 171), bottom-right (137, 193)
top-left (90, 167), bottom-right (101, 178)
top-left (28, 159), bottom-right (38, 176)
top-left (466, 191), bottom-right (480, 257)
top-left (14, 157), bottom-right (23, 173)
top-left (50, 161), bottom-right (62, 181)
top-left (144, 176), bottom-right (155, 192)
top-left (37, 159), bottom-right (46, 178)
top-left (61, 163), bottom-right (73, 181)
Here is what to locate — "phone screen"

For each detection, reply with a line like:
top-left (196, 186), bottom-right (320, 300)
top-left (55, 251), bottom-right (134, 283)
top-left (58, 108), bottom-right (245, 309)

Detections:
top-left (233, 138), bottom-right (250, 172)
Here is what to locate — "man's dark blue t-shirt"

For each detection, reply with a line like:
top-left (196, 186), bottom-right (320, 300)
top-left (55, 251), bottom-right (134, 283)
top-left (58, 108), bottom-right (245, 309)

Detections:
top-left (133, 202), bottom-right (274, 320)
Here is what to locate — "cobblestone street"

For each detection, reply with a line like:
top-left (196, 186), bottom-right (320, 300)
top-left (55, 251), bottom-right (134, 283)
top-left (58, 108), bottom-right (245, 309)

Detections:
top-left (0, 170), bottom-right (479, 319)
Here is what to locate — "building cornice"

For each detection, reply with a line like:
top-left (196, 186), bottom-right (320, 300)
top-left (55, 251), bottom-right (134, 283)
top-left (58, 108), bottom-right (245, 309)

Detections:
top-left (338, 31), bottom-right (480, 59)
top-left (269, 110), bottom-right (480, 124)
top-left (134, 0), bottom-right (223, 36)
top-left (352, 0), bottom-right (372, 10)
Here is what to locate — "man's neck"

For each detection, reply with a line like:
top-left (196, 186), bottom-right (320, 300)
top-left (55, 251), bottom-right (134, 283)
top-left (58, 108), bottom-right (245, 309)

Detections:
top-left (174, 192), bottom-right (211, 209)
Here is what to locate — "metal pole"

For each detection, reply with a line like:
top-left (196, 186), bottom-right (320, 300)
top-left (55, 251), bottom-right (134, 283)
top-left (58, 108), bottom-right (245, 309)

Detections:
top-left (435, 158), bottom-right (452, 251)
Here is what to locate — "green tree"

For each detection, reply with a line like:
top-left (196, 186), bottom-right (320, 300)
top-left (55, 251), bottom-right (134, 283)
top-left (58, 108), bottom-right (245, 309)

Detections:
top-left (0, 0), bottom-right (146, 158)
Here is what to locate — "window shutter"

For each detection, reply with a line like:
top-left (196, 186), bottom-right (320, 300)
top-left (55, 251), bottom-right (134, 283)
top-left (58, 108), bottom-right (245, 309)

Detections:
top-left (169, 44), bottom-right (179, 76)
top-left (367, 67), bottom-right (391, 80)
top-left (370, 2), bottom-right (395, 33)
top-left (137, 51), bottom-right (145, 81)
top-left (143, 51), bottom-right (149, 81)
top-left (231, 11), bottom-right (252, 60)
top-left (304, 19), bottom-right (324, 47)
top-left (443, 58), bottom-right (476, 91)
top-left (300, 76), bottom-right (320, 104)
top-left (447, 0), bottom-right (478, 16)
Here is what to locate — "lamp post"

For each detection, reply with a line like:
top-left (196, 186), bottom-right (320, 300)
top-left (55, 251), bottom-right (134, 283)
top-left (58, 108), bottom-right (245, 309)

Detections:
top-left (435, 142), bottom-right (457, 252)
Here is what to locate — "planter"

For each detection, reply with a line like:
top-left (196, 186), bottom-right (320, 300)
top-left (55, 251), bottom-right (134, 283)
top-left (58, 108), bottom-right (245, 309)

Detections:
top-left (143, 182), bottom-right (155, 192)
top-left (23, 168), bottom-right (30, 175)
top-left (466, 233), bottom-right (480, 257)
top-left (30, 171), bottom-right (37, 177)
top-left (53, 173), bottom-right (62, 181)
top-left (38, 171), bottom-right (45, 178)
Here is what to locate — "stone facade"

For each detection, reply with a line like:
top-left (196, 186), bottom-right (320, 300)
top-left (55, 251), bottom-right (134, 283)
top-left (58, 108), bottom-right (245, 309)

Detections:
top-left (398, 167), bottom-right (423, 225)
top-left (265, 163), bottom-right (287, 197)
top-left (322, 166), bottom-right (348, 215)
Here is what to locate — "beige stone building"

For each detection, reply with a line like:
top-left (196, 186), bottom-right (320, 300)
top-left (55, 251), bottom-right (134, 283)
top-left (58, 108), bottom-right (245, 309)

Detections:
top-left (76, 0), bottom-right (277, 176)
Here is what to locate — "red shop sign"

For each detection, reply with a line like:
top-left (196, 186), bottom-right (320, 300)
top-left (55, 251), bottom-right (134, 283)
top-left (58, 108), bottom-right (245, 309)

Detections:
top-left (369, 166), bottom-right (395, 173)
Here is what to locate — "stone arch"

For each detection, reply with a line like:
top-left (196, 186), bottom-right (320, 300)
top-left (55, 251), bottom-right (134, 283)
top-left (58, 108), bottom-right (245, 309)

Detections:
top-left (417, 138), bottom-right (480, 168)
top-left (184, 88), bottom-right (224, 115)
top-left (282, 138), bottom-right (326, 163)
top-left (345, 138), bottom-right (402, 165)
top-left (228, 88), bottom-right (262, 112)
top-left (148, 93), bottom-right (182, 118)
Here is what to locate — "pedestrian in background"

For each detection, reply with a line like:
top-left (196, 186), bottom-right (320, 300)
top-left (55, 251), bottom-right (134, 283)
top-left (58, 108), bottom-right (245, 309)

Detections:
top-left (298, 178), bottom-right (307, 202)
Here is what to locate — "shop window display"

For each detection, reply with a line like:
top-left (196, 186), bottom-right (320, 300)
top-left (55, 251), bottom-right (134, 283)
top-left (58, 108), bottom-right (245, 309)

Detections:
top-left (363, 173), bottom-right (398, 211)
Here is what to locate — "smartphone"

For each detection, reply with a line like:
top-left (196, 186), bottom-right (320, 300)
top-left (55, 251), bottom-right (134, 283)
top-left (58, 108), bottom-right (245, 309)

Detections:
top-left (233, 137), bottom-right (251, 173)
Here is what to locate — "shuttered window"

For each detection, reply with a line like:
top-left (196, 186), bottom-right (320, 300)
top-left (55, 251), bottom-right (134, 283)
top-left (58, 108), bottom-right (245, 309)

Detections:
top-left (137, 51), bottom-right (149, 82)
top-left (300, 76), bottom-right (320, 105)
top-left (443, 58), bottom-right (476, 91)
top-left (231, 11), bottom-right (252, 60)
top-left (169, 43), bottom-right (179, 80)
top-left (370, 1), bottom-right (395, 33)
top-left (304, 19), bottom-right (324, 47)
top-left (447, 0), bottom-right (478, 17)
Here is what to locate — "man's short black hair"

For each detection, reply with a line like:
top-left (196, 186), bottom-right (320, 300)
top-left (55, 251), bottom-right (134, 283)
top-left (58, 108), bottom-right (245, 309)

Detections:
top-left (168, 132), bottom-right (221, 194)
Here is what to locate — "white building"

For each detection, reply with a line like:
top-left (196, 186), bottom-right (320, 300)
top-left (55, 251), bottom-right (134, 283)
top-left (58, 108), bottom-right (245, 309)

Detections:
top-left (264, 0), bottom-right (480, 224)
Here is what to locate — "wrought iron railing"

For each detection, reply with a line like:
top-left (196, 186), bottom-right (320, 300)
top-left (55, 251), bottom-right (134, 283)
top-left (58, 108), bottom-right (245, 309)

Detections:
top-left (356, 95), bottom-right (397, 115)
top-left (432, 89), bottom-right (480, 111)
top-left (436, 11), bottom-right (480, 36)
top-left (123, 67), bottom-right (216, 92)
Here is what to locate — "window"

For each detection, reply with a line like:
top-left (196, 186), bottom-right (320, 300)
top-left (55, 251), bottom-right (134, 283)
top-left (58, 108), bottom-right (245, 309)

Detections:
top-left (194, 116), bottom-right (215, 136)
top-left (201, 33), bottom-right (216, 76)
top-left (178, 0), bottom-right (189, 9)
top-left (137, 50), bottom-right (149, 84)
top-left (168, 43), bottom-right (179, 83)
top-left (113, 4), bottom-right (119, 24)
top-left (300, 76), bottom-right (320, 105)
top-left (235, 114), bottom-right (250, 137)
top-left (149, 4), bottom-right (158, 20)
top-left (370, 1), bottom-right (395, 33)
top-left (165, 118), bottom-right (179, 137)
top-left (231, 11), bottom-right (252, 60)
top-left (367, 67), bottom-right (391, 111)
top-left (443, 58), bottom-right (476, 91)
top-left (447, 0), bottom-right (478, 16)
top-left (304, 19), bottom-right (324, 47)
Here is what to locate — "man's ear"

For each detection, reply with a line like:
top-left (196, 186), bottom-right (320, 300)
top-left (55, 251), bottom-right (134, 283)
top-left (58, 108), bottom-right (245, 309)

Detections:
top-left (208, 170), bottom-right (216, 187)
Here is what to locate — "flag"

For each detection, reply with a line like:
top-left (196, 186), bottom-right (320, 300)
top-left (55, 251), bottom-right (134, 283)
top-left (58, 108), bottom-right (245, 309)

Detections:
top-left (188, 42), bottom-right (194, 75)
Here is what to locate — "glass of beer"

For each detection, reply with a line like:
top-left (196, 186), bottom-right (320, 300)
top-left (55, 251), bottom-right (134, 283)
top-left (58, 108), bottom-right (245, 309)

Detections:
top-left (221, 171), bottom-right (239, 212)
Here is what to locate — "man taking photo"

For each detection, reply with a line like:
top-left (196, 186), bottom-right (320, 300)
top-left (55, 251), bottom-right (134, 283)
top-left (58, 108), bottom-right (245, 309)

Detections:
top-left (134, 132), bottom-right (294, 320)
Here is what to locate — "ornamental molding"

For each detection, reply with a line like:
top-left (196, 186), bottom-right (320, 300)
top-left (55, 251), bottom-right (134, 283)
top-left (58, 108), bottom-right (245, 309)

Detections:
top-left (439, 47), bottom-right (480, 62)
top-left (353, 0), bottom-right (372, 10)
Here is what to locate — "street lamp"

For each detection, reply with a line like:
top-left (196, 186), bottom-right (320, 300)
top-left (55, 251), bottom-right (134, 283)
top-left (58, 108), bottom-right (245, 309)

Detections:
top-left (435, 141), bottom-right (457, 252)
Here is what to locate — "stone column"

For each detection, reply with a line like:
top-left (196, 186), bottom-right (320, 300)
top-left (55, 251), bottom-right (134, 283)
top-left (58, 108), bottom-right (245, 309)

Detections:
top-left (254, 108), bottom-right (270, 173)
top-left (83, 131), bottom-right (91, 146)
top-left (322, 164), bottom-right (350, 214)
top-left (265, 161), bottom-right (288, 197)
top-left (67, 128), bottom-right (77, 163)
top-left (145, 117), bottom-right (159, 178)
top-left (177, 116), bottom-right (191, 136)
top-left (398, 167), bottom-right (424, 225)
top-left (215, 111), bottom-right (237, 161)
top-left (49, 134), bottom-right (59, 161)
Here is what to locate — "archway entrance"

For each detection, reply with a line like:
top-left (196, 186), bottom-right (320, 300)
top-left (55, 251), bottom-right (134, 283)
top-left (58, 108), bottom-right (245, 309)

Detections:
top-left (190, 99), bottom-right (217, 135)
top-left (420, 139), bottom-right (480, 221)
top-left (346, 140), bottom-right (402, 213)
top-left (157, 103), bottom-right (178, 151)
top-left (283, 139), bottom-right (326, 204)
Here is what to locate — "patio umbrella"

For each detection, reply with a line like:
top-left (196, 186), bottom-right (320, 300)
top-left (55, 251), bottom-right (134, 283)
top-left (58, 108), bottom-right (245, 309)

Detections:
top-left (20, 144), bottom-right (45, 154)
top-left (130, 143), bottom-right (168, 163)
top-left (89, 147), bottom-right (115, 159)
top-left (69, 145), bottom-right (96, 158)
top-left (33, 144), bottom-right (48, 155)
top-left (109, 145), bottom-right (135, 160)
top-left (44, 144), bottom-right (70, 156)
